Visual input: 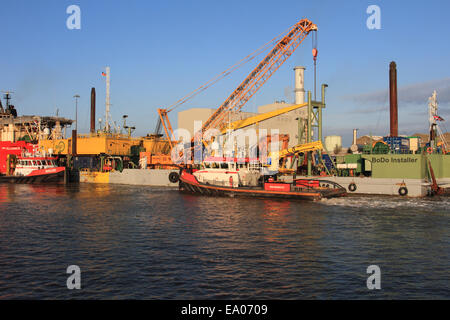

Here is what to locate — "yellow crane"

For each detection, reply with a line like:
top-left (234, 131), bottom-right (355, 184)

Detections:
top-left (267, 140), bottom-right (323, 171)
top-left (220, 102), bottom-right (308, 135)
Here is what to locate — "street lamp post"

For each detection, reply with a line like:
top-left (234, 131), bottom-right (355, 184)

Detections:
top-left (73, 94), bottom-right (80, 131)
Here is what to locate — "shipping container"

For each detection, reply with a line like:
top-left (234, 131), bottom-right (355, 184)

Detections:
top-left (383, 136), bottom-right (410, 153)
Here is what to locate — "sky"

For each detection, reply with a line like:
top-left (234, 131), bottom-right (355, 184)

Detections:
top-left (1, 0), bottom-right (450, 146)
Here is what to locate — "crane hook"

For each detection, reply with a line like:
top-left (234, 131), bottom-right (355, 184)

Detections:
top-left (312, 48), bottom-right (318, 61)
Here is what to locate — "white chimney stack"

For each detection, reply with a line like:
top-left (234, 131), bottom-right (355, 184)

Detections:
top-left (353, 128), bottom-right (358, 145)
top-left (294, 66), bottom-right (306, 104)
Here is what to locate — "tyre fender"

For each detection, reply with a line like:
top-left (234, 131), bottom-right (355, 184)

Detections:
top-left (169, 171), bottom-right (180, 183)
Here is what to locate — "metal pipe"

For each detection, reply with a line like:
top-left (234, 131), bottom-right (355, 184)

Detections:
top-left (389, 61), bottom-right (398, 137)
top-left (307, 91), bottom-right (312, 143)
top-left (307, 91), bottom-right (312, 176)
top-left (319, 84), bottom-right (327, 142)
top-left (321, 84), bottom-right (327, 105)
top-left (72, 129), bottom-right (77, 156)
top-left (73, 94), bottom-right (80, 132)
top-left (90, 87), bottom-right (96, 133)
top-left (105, 67), bottom-right (111, 132)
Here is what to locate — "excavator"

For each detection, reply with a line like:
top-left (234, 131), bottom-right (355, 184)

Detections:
top-left (266, 141), bottom-right (324, 172)
top-left (154, 18), bottom-right (318, 165)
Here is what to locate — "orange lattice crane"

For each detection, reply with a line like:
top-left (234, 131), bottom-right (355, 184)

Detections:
top-left (157, 18), bottom-right (317, 157)
top-left (156, 108), bottom-right (176, 150)
top-left (198, 18), bottom-right (317, 140)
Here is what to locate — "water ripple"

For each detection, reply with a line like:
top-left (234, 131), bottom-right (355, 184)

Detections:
top-left (0, 183), bottom-right (448, 299)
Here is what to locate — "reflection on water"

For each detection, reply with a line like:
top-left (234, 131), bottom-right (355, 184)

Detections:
top-left (0, 183), bottom-right (448, 299)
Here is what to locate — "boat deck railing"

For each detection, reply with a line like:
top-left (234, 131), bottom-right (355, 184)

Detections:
top-left (293, 178), bottom-right (346, 192)
top-left (199, 176), bottom-right (346, 193)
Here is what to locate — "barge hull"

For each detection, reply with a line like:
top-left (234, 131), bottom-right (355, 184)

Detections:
top-left (310, 177), bottom-right (434, 197)
top-left (79, 168), bottom-right (179, 187)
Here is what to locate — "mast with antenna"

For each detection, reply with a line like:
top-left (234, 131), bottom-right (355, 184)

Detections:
top-left (428, 90), bottom-right (448, 152)
top-left (2, 91), bottom-right (14, 108)
top-left (105, 66), bottom-right (111, 132)
top-left (1, 91), bottom-right (16, 117)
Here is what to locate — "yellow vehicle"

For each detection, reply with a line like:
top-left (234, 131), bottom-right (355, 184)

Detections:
top-left (267, 141), bottom-right (323, 171)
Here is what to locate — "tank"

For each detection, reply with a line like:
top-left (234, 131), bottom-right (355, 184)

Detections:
top-left (325, 135), bottom-right (342, 153)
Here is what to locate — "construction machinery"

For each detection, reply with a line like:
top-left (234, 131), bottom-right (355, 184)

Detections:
top-left (155, 18), bottom-right (318, 162)
top-left (266, 140), bottom-right (324, 171)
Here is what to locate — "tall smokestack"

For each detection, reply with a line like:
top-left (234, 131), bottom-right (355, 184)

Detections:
top-left (294, 66), bottom-right (306, 104)
top-left (353, 129), bottom-right (358, 145)
top-left (389, 61), bottom-right (398, 137)
top-left (90, 87), bottom-right (96, 133)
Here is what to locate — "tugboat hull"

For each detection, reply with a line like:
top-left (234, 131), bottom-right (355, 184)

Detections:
top-left (179, 171), bottom-right (346, 201)
top-left (0, 167), bottom-right (65, 184)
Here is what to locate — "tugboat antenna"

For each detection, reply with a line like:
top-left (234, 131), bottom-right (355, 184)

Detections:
top-left (2, 91), bottom-right (14, 108)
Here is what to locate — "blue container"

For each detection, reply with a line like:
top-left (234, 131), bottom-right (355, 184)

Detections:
top-left (383, 136), bottom-right (410, 153)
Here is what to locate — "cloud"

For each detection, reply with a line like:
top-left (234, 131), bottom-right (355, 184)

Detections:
top-left (342, 78), bottom-right (450, 106)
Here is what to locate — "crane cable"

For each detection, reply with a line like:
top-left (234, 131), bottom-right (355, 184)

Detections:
top-left (312, 31), bottom-right (318, 100)
top-left (165, 25), bottom-right (294, 113)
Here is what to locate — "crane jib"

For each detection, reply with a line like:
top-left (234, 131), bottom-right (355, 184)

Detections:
top-left (199, 18), bottom-right (316, 137)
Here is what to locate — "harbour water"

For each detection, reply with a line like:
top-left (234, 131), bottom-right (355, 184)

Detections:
top-left (0, 183), bottom-right (448, 299)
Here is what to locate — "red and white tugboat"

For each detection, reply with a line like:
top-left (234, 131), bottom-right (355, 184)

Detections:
top-left (0, 142), bottom-right (65, 183)
top-left (179, 156), bottom-right (346, 201)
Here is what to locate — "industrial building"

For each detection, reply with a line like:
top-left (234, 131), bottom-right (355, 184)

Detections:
top-left (177, 67), bottom-right (308, 148)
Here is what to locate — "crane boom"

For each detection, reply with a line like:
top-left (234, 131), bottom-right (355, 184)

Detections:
top-left (220, 102), bottom-right (308, 134)
top-left (157, 108), bottom-right (175, 150)
top-left (157, 18), bottom-right (317, 164)
top-left (198, 18), bottom-right (317, 139)
top-left (276, 140), bottom-right (323, 158)
top-left (267, 141), bottom-right (323, 171)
